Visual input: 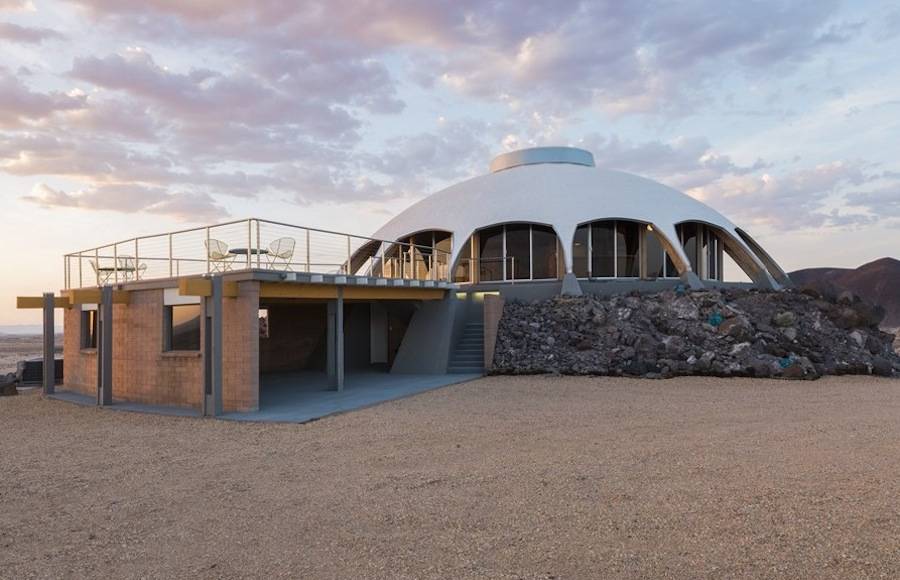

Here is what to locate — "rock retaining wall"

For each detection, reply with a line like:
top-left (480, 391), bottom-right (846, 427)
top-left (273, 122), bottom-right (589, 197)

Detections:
top-left (492, 288), bottom-right (900, 379)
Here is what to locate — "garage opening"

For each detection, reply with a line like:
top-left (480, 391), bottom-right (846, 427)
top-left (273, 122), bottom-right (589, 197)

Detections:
top-left (257, 300), bottom-right (416, 407)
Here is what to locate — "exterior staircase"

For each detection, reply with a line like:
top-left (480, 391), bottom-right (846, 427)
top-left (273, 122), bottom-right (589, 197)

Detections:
top-left (448, 322), bottom-right (485, 374)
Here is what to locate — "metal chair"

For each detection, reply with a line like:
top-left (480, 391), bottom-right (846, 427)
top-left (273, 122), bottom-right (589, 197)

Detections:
top-left (204, 239), bottom-right (234, 272)
top-left (89, 259), bottom-right (113, 285)
top-left (266, 237), bottom-right (296, 271)
top-left (117, 256), bottom-right (148, 281)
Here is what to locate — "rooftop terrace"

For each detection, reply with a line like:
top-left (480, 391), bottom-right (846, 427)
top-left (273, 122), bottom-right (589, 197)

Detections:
top-left (63, 218), bottom-right (452, 290)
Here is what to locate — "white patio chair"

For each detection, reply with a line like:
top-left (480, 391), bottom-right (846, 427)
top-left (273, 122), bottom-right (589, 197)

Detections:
top-left (117, 256), bottom-right (148, 281)
top-left (89, 259), bottom-right (113, 285)
top-left (205, 238), bottom-right (234, 272)
top-left (266, 237), bottom-right (296, 271)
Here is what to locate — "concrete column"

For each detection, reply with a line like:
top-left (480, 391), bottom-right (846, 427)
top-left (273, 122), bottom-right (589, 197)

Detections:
top-left (97, 286), bottom-right (113, 406)
top-left (335, 287), bottom-right (344, 391)
top-left (326, 300), bottom-right (336, 385)
top-left (42, 292), bottom-right (55, 395)
top-left (207, 276), bottom-right (224, 416)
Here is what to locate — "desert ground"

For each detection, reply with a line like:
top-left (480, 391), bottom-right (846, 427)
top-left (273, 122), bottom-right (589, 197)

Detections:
top-left (0, 334), bottom-right (61, 375)
top-left (3, 375), bottom-right (900, 579)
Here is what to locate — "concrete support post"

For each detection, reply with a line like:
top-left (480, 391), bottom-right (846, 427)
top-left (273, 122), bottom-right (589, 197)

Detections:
top-left (326, 289), bottom-right (345, 391)
top-left (98, 286), bottom-right (113, 406)
top-left (326, 300), bottom-right (336, 385)
top-left (207, 276), bottom-right (224, 416)
top-left (335, 287), bottom-right (344, 391)
top-left (42, 292), bottom-right (55, 395)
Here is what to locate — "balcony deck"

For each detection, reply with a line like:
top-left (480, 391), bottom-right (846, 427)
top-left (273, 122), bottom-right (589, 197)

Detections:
top-left (63, 217), bottom-right (452, 290)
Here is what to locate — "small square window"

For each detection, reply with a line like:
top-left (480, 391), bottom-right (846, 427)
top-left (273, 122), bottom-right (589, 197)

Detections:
top-left (165, 304), bottom-right (201, 351)
top-left (81, 309), bottom-right (97, 349)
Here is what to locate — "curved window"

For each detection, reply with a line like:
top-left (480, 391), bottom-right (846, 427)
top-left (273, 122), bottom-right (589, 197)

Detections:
top-left (574, 220), bottom-right (675, 278)
top-left (372, 230), bottom-right (451, 280)
top-left (457, 223), bottom-right (560, 283)
top-left (676, 222), bottom-right (722, 281)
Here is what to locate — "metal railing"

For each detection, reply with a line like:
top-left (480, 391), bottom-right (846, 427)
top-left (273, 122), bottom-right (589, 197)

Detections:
top-left (63, 218), bottom-right (451, 289)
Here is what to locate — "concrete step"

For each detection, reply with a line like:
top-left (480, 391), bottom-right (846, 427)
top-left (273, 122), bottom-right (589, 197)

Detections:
top-left (451, 357), bottom-right (483, 364)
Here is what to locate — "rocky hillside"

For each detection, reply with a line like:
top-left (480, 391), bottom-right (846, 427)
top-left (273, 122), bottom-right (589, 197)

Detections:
top-left (790, 257), bottom-right (900, 330)
top-left (492, 288), bottom-right (900, 379)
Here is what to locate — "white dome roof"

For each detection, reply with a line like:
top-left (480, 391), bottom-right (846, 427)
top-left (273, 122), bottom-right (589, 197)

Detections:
top-left (374, 148), bottom-right (778, 276)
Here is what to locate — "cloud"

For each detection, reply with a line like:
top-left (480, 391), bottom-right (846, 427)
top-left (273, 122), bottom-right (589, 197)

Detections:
top-left (0, 67), bottom-right (85, 127)
top-left (689, 161), bottom-right (873, 229)
top-left (24, 182), bottom-right (228, 222)
top-left (845, 185), bottom-right (900, 218)
top-left (0, 0), bottom-right (34, 11)
top-left (70, 49), bottom-right (361, 139)
top-left (0, 21), bottom-right (64, 43)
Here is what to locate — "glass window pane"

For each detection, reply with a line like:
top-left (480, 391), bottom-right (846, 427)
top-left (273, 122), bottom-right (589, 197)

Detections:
top-left (664, 253), bottom-right (678, 278)
top-left (478, 226), bottom-right (504, 281)
top-left (169, 305), bottom-right (201, 351)
top-left (504, 224), bottom-right (531, 280)
top-left (454, 238), bottom-right (471, 282)
top-left (645, 229), bottom-right (664, 278)
top-left (679, 223), bottom-right (699, 272)
top-left (531, 225), bottom-right (558, 279)
top-left (590, 221), bottom-right (615, 277)
top-left (616, 221), bottom-right (640, 277)
top-left (572, 225), bottom-right (589, 278)
top-left (81, 310), bottom-right (97, 349)
top-left (706, 230), bottom-right (719, 280)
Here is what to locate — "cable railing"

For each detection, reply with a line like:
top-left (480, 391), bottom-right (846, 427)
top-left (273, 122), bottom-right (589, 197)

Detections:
top-left (63, 218), bottom-right (451, 289)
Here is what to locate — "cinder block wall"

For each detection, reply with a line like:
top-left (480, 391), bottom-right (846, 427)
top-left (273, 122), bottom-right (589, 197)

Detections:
top-left (63, 307), bottom-right (97, 397)
top-left (222, 281), bottom-right (259, 412)
top-left (113, 289), bottom-right (202, 408)
top-left (62, 283), bottom-right (261, 412)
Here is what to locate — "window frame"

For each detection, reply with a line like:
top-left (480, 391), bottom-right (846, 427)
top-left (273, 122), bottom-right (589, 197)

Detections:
top-left (163, 303), bottom-right (202, 352)
top-left (80, 308), bottom-right (98, 350)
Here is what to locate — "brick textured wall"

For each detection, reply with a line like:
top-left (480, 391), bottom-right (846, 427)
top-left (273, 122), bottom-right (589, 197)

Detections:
top-left (222, 281), bottom-right (259, 412)
top-left (62, 281), bottom-right (262, 413)
top-left (63, 306), bottom-right (97, 397)
top-left (112, 289), bottom-right (202, 408)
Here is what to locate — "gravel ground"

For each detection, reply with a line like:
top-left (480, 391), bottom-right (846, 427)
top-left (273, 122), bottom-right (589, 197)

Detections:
top-left (3, 375), bottom-right (900, 579)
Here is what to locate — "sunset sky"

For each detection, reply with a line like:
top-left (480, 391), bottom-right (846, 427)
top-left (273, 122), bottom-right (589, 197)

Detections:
top-left (2, 0), bottom-right (899, 326)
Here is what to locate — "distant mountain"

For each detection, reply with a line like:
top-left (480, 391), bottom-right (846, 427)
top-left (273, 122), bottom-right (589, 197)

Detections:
top-left (789, 257), bottom-right (900, 330)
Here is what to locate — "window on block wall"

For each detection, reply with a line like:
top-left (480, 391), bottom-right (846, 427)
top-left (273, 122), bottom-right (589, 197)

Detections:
top-left (164, 304), bottom-right (201, 351)
top-left (80, 309), bottom-right (97, 349)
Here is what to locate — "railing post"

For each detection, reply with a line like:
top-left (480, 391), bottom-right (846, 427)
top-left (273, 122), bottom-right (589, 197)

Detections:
top-left (94, 248), bottom-right (100, 286)
top-left (306, 229), bottom-right (311, 273)
top-left (246, 219), bottom-right (252, 270)
top-left (168, 233), bottom-right (173, 278)
top-left (78, 253), bottom-right (83, 288)
top-left (205, 227), bottom-right (210, 275)
top-left (134, 238), bottom-right (139, 280)
top-left (113, 244), bottom-right (118, 284)
top-left (346, 236), bottom-right (352, 275)
top-left (255, 219), bottom-right (261, 269)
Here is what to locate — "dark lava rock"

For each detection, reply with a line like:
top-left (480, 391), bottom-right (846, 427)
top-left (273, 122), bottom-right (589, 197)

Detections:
top-left (491, 288), bottom-right (900, 380)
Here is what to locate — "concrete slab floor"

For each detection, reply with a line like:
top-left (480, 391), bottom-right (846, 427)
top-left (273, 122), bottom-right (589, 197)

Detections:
top-left (221, 371), bottom-right (483, 423)
top-left (47, 371), bottom-right (483, 423)
top-left (49, 389), bottom-right (200, 417)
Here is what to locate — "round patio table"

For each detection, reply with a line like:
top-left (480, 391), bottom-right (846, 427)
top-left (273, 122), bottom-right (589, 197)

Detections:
top-left (229, 248), bottom-right (269, 256)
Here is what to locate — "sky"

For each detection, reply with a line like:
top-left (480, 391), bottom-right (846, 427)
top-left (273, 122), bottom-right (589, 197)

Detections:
top-left (1, 0), bottom-right (899, 326)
